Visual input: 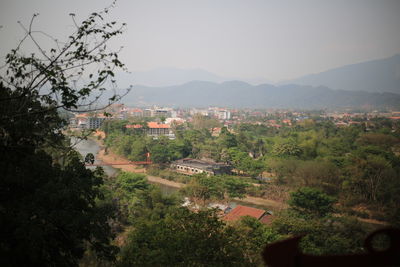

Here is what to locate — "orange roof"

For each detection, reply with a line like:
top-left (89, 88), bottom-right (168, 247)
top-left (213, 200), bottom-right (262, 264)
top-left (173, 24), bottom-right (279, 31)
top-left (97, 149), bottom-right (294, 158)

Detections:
top-left (147, 122), bottom-right (170, 129)
top-left (76, 113), bottom-right (108, 118)
top-left (126, 122), bottom-right (170, 129)
top-left (223, 205), bottom-right (266, 221)
top-left (76, 113), bottom-right (89, 118)
top-left (389, 117), bottom-right (400, 120)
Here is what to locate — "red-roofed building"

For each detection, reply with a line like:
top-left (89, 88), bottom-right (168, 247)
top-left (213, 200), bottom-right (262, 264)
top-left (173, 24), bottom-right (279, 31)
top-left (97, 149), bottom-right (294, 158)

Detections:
top-left (147, 122), bottom-right (170, 129)
top-left (126, 122), bottom-right (175, 139)
top-left (210, 127), bottom-right (222, 137)
top-left (223, 205), bottom-right (271, 223)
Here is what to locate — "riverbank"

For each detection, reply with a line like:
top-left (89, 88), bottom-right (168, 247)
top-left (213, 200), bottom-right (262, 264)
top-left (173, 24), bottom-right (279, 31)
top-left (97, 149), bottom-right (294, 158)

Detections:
top-left (92, 132), bottom-right (185, 189)
top-left (96, 147), bottom-right (284, 209)
top-left (91, 131), bottom-right (285, 210)
top-left (82, 134), bottom-right (388, 227)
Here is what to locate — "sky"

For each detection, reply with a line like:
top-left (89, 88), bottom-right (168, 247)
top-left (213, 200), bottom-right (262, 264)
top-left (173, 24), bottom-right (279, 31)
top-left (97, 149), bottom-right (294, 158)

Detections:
top-left (1, 0), bottom-right (399, 82)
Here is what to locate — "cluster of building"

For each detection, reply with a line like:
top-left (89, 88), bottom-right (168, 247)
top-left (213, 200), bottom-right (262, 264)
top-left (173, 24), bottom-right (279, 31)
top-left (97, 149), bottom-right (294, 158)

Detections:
top-left (182, 199), bottom-right (273, 224)
top-left (127, 107), bottom-right (177, 118)
top-left (189, 107), bottom-right (231, 120)
top-left (323, 111), bottom-right (400, 127)
top-left (69, 103), bottom-right (400, 133)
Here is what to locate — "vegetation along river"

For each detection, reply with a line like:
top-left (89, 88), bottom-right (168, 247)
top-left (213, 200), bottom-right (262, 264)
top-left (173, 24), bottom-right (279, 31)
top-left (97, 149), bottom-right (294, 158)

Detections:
top-left (73, 137), bottom-right (277, 210)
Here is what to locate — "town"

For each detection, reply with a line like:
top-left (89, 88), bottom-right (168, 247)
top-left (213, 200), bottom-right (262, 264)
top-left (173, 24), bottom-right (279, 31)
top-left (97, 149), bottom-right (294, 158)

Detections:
top-left (67, 103), bottom-right (400, 226)
top-left (69, 103), bottom-right (400, 131)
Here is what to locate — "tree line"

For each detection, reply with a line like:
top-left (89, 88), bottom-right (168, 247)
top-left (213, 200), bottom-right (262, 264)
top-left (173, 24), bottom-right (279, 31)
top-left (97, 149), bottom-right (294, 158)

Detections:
top-left (102, 116), bottom-right (400, 224)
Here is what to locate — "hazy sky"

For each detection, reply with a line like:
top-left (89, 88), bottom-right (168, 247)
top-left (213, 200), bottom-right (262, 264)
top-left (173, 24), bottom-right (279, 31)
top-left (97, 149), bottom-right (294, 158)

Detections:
top-left (1, 0), bottom-right (399, 82)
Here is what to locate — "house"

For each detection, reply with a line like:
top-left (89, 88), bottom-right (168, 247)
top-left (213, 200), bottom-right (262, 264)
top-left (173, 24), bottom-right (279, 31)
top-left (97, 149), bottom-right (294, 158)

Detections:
top-left (165, 117), bottom-right (185, 125)
top-left (223, 205), bottom-right (272, 223)
top-left (335, 121), bottom-right (348, 127)
top-left (88, 116), bottom-right (107, 129)
top-left (142, 107), bottom-right (172, 117)
top-left (210, 127), bottom-right (222, 137)
top-left (216, 109), bottom-right (231, 120)
top-left (170, 158), bottom-right (231, 176)
top-left (71, 113), bottom-right (89, 129)
top-left (70, 113), bottom-right (107, 129)
top-left (126, 122), bottom-right (175, 139)
top-left (129, 108), bottom-right (144, 117)
top-left (152, 108), bottom-right (170, 117)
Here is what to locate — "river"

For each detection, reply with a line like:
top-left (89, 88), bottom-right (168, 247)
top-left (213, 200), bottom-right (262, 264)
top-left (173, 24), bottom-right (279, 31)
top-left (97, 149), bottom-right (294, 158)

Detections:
top-left (73, 138), bottom-right (276, 210)
top-left (73, 137), bottom-right (118, 176)
top-left (72, 137), bottom-right (179, 196)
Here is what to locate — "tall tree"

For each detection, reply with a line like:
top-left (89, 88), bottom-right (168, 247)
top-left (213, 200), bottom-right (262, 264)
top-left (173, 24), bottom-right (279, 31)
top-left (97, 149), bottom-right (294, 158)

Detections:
top-left (118, 208), bottom-right (248, 267)
top-left (0, 5), bottom-right (126, 266)
top-left (288, 187), bottom-right (336, 218)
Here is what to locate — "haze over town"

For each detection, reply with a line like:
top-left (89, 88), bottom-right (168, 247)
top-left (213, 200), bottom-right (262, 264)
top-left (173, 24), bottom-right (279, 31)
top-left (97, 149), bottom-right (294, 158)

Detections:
top-left (1, 0), bottom-right (400, 84)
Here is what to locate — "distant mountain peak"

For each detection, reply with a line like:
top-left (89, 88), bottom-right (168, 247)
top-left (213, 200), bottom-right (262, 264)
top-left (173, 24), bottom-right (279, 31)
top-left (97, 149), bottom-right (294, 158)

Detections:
top-left (114, 67), bottom-right (273, 88)
top-left (280, 54), bottom-right (400, 93)
top-left (221, 80), bottom-right (252, 86)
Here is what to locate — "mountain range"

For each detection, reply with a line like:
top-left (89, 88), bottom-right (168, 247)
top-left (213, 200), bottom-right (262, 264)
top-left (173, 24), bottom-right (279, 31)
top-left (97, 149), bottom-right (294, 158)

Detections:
top-left (115, 67), bottom-right (273, 88)
top-left (111, 54), bottom-right (400, 109)
top-left (120, 81), bottom-right (400, 109)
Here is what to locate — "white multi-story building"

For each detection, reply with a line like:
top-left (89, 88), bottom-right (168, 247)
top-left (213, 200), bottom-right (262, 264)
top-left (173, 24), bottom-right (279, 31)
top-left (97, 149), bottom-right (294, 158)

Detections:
top-left (190, 108), bottom-right (209, 116)
top-left (88, 117), bottom-right (107, 129)
top-left (70, 114), bottom-right (108, 129)
top-left (217, 110), bottom-right (231, 120)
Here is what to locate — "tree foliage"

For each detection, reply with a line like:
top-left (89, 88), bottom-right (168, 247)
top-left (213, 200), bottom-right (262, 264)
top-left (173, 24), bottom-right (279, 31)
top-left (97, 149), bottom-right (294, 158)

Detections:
top-left (118, 208), bottom-right (248, 267)
top-left (288, 187), bottom-right (336, 218)
top-left (272, 213), bottom-right (367, 255)
top-left (0, 5), bottom-right (126, 266)
top-left (181, 175), bottom-right (249, 206)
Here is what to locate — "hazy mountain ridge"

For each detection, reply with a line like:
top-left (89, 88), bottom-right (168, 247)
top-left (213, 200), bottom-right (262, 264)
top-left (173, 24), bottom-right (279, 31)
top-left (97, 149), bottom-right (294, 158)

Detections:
top-left (121, 81), bottom-right (400, 109)
top-left (114, 67), bottom-right (273, 88)
top-left (280, 54), bottom-right (400, 93)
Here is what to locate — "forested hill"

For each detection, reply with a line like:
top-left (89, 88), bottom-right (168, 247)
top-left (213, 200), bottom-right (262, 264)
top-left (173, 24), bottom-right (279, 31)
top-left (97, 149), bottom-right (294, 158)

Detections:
top-left (121, 80), bottom-right (400, 109)
top-left (280, 54), bottom-right (400, 94)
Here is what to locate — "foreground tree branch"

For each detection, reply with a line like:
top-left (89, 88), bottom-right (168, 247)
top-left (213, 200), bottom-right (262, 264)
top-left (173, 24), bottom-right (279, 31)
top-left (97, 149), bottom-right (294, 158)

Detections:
top-left (0, 3), bottom-right (128, 266)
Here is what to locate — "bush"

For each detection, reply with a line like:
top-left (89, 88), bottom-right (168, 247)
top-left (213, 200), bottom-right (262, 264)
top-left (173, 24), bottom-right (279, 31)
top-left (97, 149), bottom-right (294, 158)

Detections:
top-left (289, 187), bottom-right (336, 217)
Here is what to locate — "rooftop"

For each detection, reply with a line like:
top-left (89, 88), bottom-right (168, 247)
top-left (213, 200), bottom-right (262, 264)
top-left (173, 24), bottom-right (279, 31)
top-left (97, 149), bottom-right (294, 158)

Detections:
top-left (148, 122), bottom-right (170, 129)
top-left (126, 122), bottom-right (171, 129)
top-left (130, 108), bottom-right (143, 113)
top-left (223, 205), bottom-right (266, 221)
top-left (172, 158), bottom-right (229, 170)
